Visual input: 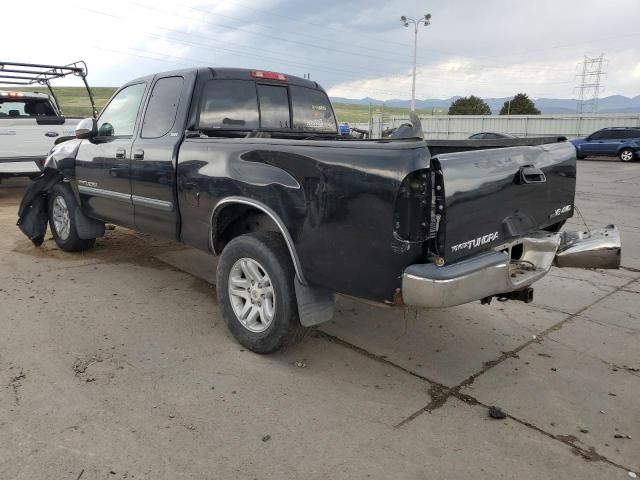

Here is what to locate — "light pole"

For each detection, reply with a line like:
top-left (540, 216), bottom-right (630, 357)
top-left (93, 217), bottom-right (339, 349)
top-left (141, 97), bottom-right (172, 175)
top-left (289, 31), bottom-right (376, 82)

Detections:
top-left (400, 13), bottom-right (431, 112)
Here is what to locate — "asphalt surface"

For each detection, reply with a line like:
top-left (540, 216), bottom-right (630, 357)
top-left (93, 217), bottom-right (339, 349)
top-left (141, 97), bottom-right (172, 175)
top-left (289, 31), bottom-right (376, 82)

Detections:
top-left (1, 157), bottom-right (639, 479)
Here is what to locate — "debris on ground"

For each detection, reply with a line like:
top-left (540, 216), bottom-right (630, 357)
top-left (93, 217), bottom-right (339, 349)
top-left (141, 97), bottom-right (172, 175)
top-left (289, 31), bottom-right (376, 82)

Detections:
top-left (295, 361), bottom-right (307, 368)
top-left (614, 433), bottom-right (632, 439)
top-left (580, 428), bottom-right (589, 434)
top-left (262, 434), bottom-right (271, 442)
top-left (488, 406), bottom-right (507, 419)
top-left (628, 472), bottom-right (637, 479)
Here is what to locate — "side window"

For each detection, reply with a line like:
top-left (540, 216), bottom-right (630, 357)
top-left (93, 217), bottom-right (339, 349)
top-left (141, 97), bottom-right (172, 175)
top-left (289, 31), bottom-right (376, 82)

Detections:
top-left (625, 129), bottom-right (640, 139)
top-left (98, 83), bottom-right (146, 137)
top-left (590, 130), bottom-right (606, 140)
top-left (257, 84), bottom-right (290, 129)
top-left (141, 76), bottom-right (184, 138)
top-left (601, 130), bottom-right (619, 140)
top-left (199, 80), bottom-right (259, 130)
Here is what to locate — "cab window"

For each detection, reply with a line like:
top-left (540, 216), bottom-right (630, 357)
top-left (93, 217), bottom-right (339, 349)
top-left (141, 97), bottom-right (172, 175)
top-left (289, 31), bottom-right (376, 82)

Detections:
top-left (199, 80), bottom-right (259, 131)
top-left (257, 84), bottom-right (290, 129)
top-left (97, 83), bottom-right (146, 137)
top-left (141, 76), bottom-right (184, 138)
top-left (290, 86), bottom-right (337, 133)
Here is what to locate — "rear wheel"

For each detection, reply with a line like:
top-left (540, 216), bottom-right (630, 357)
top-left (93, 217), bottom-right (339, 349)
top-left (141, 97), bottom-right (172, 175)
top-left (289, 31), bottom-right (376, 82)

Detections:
top-left (619, 148), bottom-right (635, 162)
top-left (216, 231), bottom-right (308, 353)
top-left (48, 183), bottom-right (96, 252)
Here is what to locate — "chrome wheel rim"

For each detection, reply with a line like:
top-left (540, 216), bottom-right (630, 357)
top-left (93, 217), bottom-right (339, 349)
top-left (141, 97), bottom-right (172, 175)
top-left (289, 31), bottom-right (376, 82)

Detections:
top-left (52, 195), bottom-right (71, 241)
top-left (228, 258), bottom-right (276, 333)
top-left (621, 150), bottom-right (633, 161)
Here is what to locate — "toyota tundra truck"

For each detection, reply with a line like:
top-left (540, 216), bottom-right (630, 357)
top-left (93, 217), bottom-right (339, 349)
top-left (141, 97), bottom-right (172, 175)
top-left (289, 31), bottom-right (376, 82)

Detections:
top-left (19, 67), bottom-right (621, 353)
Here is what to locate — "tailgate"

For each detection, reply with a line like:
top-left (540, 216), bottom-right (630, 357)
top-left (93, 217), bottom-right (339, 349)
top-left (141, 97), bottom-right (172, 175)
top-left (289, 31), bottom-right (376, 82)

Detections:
top-left (432, 141), bottom-right (576, 264)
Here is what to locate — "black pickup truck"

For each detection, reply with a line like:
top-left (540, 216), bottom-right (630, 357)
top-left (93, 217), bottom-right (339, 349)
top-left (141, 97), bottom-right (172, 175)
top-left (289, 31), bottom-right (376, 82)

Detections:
top-left (22, 67), bottom-right (621, 353)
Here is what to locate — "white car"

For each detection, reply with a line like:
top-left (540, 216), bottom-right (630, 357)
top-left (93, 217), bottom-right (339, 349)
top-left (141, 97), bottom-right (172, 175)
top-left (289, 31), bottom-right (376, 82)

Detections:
top-left (0, 61), bottom-right (94, 181)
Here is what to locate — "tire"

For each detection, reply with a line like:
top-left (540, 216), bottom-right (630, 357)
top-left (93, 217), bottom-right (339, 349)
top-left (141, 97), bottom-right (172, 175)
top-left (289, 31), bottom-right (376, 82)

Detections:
top-left (216, 231), bottom-right (308, 353)
top-left (48, 183), bottom-right (96, 252)
top-left (619, 148), bottom-right (635, 162)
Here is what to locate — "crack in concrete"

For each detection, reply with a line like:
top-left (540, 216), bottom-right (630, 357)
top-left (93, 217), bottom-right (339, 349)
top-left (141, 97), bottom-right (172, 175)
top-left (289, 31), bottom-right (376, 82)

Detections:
top-left (8, 367), bottom-right (26, 406)
top-left (317, 275), bottom-right (640, 473)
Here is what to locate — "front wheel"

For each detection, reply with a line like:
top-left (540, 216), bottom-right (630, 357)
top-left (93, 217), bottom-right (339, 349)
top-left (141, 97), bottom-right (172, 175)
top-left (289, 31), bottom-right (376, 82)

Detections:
top-left (48, 183), bottom-right (96, 252)
top-left (619, 148), bottom-right (635, 162)
top-left (216, 232), bottom-right (308, 353)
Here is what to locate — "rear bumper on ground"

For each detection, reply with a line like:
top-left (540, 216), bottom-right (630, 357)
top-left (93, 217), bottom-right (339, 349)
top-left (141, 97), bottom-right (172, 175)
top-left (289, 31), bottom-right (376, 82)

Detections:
top-left (401, 226), bottom-right (621, 309)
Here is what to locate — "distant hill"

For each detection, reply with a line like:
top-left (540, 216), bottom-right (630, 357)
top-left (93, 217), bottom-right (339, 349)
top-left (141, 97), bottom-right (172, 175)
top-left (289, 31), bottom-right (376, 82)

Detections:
top-left (330, 94), bottom-right (640, 115)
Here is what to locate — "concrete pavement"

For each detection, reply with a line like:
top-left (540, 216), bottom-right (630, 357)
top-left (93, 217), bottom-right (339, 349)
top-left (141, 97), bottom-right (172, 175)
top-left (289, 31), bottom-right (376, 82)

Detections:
top-left (1, 158), bottom-right (639, 479)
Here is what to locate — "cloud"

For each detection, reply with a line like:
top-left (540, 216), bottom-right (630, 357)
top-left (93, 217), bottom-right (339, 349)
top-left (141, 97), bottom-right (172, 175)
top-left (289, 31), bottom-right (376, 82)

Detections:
top-left (3, 0), bottom-right (639, 100)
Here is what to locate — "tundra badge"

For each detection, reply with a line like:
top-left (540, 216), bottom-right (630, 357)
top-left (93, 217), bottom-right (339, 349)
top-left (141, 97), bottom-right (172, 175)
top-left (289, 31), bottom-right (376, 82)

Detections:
top-left (451, 232), bottom-right (499, 252)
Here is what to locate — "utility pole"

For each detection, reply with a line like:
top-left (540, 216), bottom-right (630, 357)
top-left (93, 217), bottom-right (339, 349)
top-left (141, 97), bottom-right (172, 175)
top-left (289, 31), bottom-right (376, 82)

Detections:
top-left (400, 13), bottom-right (432, 112)
top-left (576, 54), bottom-right (607, 114)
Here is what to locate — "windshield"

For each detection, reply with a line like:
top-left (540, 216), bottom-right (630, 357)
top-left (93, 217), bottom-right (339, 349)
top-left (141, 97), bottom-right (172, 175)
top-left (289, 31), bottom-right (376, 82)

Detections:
top-left (0, 98), bottom-right (56, 117)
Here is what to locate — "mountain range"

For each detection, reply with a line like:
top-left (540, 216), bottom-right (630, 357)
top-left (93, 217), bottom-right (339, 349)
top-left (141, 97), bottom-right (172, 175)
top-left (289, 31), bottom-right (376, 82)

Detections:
top-left (329, 94), bottom-right (640, 115)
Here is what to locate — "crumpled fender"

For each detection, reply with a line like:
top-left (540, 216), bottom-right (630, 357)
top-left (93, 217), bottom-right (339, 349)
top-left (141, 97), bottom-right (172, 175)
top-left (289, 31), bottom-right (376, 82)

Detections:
top-left (43, 138), bottom-right (82, 178)
top-left (16, 169), bottom-right (64, 246)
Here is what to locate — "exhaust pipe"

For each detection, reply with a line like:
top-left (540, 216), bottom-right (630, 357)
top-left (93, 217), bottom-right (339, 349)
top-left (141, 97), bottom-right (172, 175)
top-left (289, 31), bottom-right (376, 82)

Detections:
top-left (554, 225), bottom-right (621, 269)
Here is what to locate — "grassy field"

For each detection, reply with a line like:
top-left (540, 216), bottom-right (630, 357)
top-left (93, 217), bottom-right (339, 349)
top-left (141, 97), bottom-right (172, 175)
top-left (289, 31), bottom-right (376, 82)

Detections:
top-left (9, 86), bottom-right (439, 122)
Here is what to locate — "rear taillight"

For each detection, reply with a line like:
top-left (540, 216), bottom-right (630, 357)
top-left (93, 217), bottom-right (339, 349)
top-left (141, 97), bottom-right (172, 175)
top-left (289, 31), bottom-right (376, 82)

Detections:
top-left (393, 170), bottom-right (430, 242)
top-left (251, 70), bottom-right (288, 81)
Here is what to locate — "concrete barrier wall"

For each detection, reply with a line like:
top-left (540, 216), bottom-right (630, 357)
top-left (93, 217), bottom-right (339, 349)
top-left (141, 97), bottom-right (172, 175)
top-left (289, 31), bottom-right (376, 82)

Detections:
top-left (353, 114), bottom-right (640, 139)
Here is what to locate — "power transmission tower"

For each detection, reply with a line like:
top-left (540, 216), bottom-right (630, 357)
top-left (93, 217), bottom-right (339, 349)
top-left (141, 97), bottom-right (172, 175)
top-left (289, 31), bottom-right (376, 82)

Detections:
top-left (575, 54), bottom-right (607, 114)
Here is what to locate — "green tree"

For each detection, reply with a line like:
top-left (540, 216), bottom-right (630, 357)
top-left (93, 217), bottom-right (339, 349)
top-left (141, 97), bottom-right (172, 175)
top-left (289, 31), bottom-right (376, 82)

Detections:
top-left (499, 93), bottom-right (540, 115)
top-left (448, 95), bottom-right (491, 115)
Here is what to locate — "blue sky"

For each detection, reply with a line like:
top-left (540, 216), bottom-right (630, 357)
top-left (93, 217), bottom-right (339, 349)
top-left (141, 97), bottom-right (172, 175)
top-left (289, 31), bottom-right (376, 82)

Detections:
top-left (6, 0), bottom-right (640, 99)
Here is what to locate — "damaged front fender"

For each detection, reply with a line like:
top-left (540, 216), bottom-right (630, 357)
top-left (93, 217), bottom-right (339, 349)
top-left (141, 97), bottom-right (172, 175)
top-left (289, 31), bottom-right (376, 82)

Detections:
top-left (16, 169), bottom-right (64, 245)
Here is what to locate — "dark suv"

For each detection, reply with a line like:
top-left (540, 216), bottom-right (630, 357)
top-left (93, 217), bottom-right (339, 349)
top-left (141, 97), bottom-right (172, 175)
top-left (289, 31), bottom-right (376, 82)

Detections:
top-left (571, 127), bottom-right (640, 162)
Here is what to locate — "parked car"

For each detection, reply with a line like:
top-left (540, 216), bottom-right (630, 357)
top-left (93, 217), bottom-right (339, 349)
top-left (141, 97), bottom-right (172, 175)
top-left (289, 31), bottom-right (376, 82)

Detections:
top-left (0, 61), bottom-right (94, 181)
top-left (571, 127), bottom-right (640, 162)
top-left (468, 132), bottom-right (516, 140)
top-left (19, 67), bottom-right (621, 353)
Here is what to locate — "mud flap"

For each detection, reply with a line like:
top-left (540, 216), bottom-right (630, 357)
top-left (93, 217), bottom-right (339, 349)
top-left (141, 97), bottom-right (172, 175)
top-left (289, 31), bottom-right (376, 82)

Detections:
top-left (294, 278), bottom-right (335, 327)
top-left (75, 208), bottom-right (105, 239)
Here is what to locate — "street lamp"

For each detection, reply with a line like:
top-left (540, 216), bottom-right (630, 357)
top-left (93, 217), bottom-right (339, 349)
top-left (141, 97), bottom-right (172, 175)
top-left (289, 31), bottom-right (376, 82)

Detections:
top-left (400, 13), bottom-right (432, 112)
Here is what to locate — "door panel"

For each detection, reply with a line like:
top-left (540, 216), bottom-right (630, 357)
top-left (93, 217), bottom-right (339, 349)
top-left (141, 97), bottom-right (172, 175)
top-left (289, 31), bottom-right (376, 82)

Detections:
top-left (75, 82), bottom-right (148, 228)
top-left (75, 138), bottom-right (135, 227)
top-left (131, 72), bottom-right (196, 238)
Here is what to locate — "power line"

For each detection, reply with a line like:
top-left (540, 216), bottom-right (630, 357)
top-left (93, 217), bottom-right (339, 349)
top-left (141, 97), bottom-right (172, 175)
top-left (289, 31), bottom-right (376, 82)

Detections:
top-left (124, 1), bottom-right (413, 67)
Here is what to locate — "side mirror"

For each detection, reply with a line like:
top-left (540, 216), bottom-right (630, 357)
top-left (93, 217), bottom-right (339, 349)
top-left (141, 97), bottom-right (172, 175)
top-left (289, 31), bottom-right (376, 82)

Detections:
top-left (75, 117), bottom-right (98, 139)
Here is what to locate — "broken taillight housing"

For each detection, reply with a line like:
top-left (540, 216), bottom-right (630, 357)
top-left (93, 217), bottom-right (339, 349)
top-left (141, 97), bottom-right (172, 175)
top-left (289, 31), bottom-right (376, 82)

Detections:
top-left (393, 169), bottom-right (431, 243)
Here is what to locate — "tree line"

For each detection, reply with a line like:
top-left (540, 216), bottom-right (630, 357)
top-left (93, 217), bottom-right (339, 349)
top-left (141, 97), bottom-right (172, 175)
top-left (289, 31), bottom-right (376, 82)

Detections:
top-left (447, 93), bottom-right (540, 115)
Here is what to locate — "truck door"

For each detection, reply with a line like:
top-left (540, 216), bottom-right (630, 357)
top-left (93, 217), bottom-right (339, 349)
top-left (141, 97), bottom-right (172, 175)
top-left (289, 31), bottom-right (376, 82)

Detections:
top-left (130, 71), bottom-right (196, 238)
top-left (75, 83), bottom-right (147, 228)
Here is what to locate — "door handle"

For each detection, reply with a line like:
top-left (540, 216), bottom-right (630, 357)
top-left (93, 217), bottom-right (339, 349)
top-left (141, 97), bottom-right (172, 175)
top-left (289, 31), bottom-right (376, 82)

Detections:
top-left (115, 148), bottom-right (126, 159)
top-left (520, 166), bottom-right (546, 184)
top-left (44, 131), bottom-right (59, 137)
top-left (133, 149), bottom-right (145, 160)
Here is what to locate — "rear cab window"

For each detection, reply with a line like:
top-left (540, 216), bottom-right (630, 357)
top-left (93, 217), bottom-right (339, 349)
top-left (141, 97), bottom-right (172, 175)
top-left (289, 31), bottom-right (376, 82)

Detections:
top-left (197, 78), bottom-right (336, 136)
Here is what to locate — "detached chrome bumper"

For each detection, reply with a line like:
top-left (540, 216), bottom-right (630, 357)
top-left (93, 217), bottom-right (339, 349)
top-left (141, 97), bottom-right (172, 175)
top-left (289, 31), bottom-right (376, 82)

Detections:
top-left (402, 226), bottom-right (621, 309)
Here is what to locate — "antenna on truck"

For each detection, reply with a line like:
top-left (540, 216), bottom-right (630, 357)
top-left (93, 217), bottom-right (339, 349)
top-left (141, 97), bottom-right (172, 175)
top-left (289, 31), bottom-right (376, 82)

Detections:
top-left (0, 60), bottom-right (97, 118)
